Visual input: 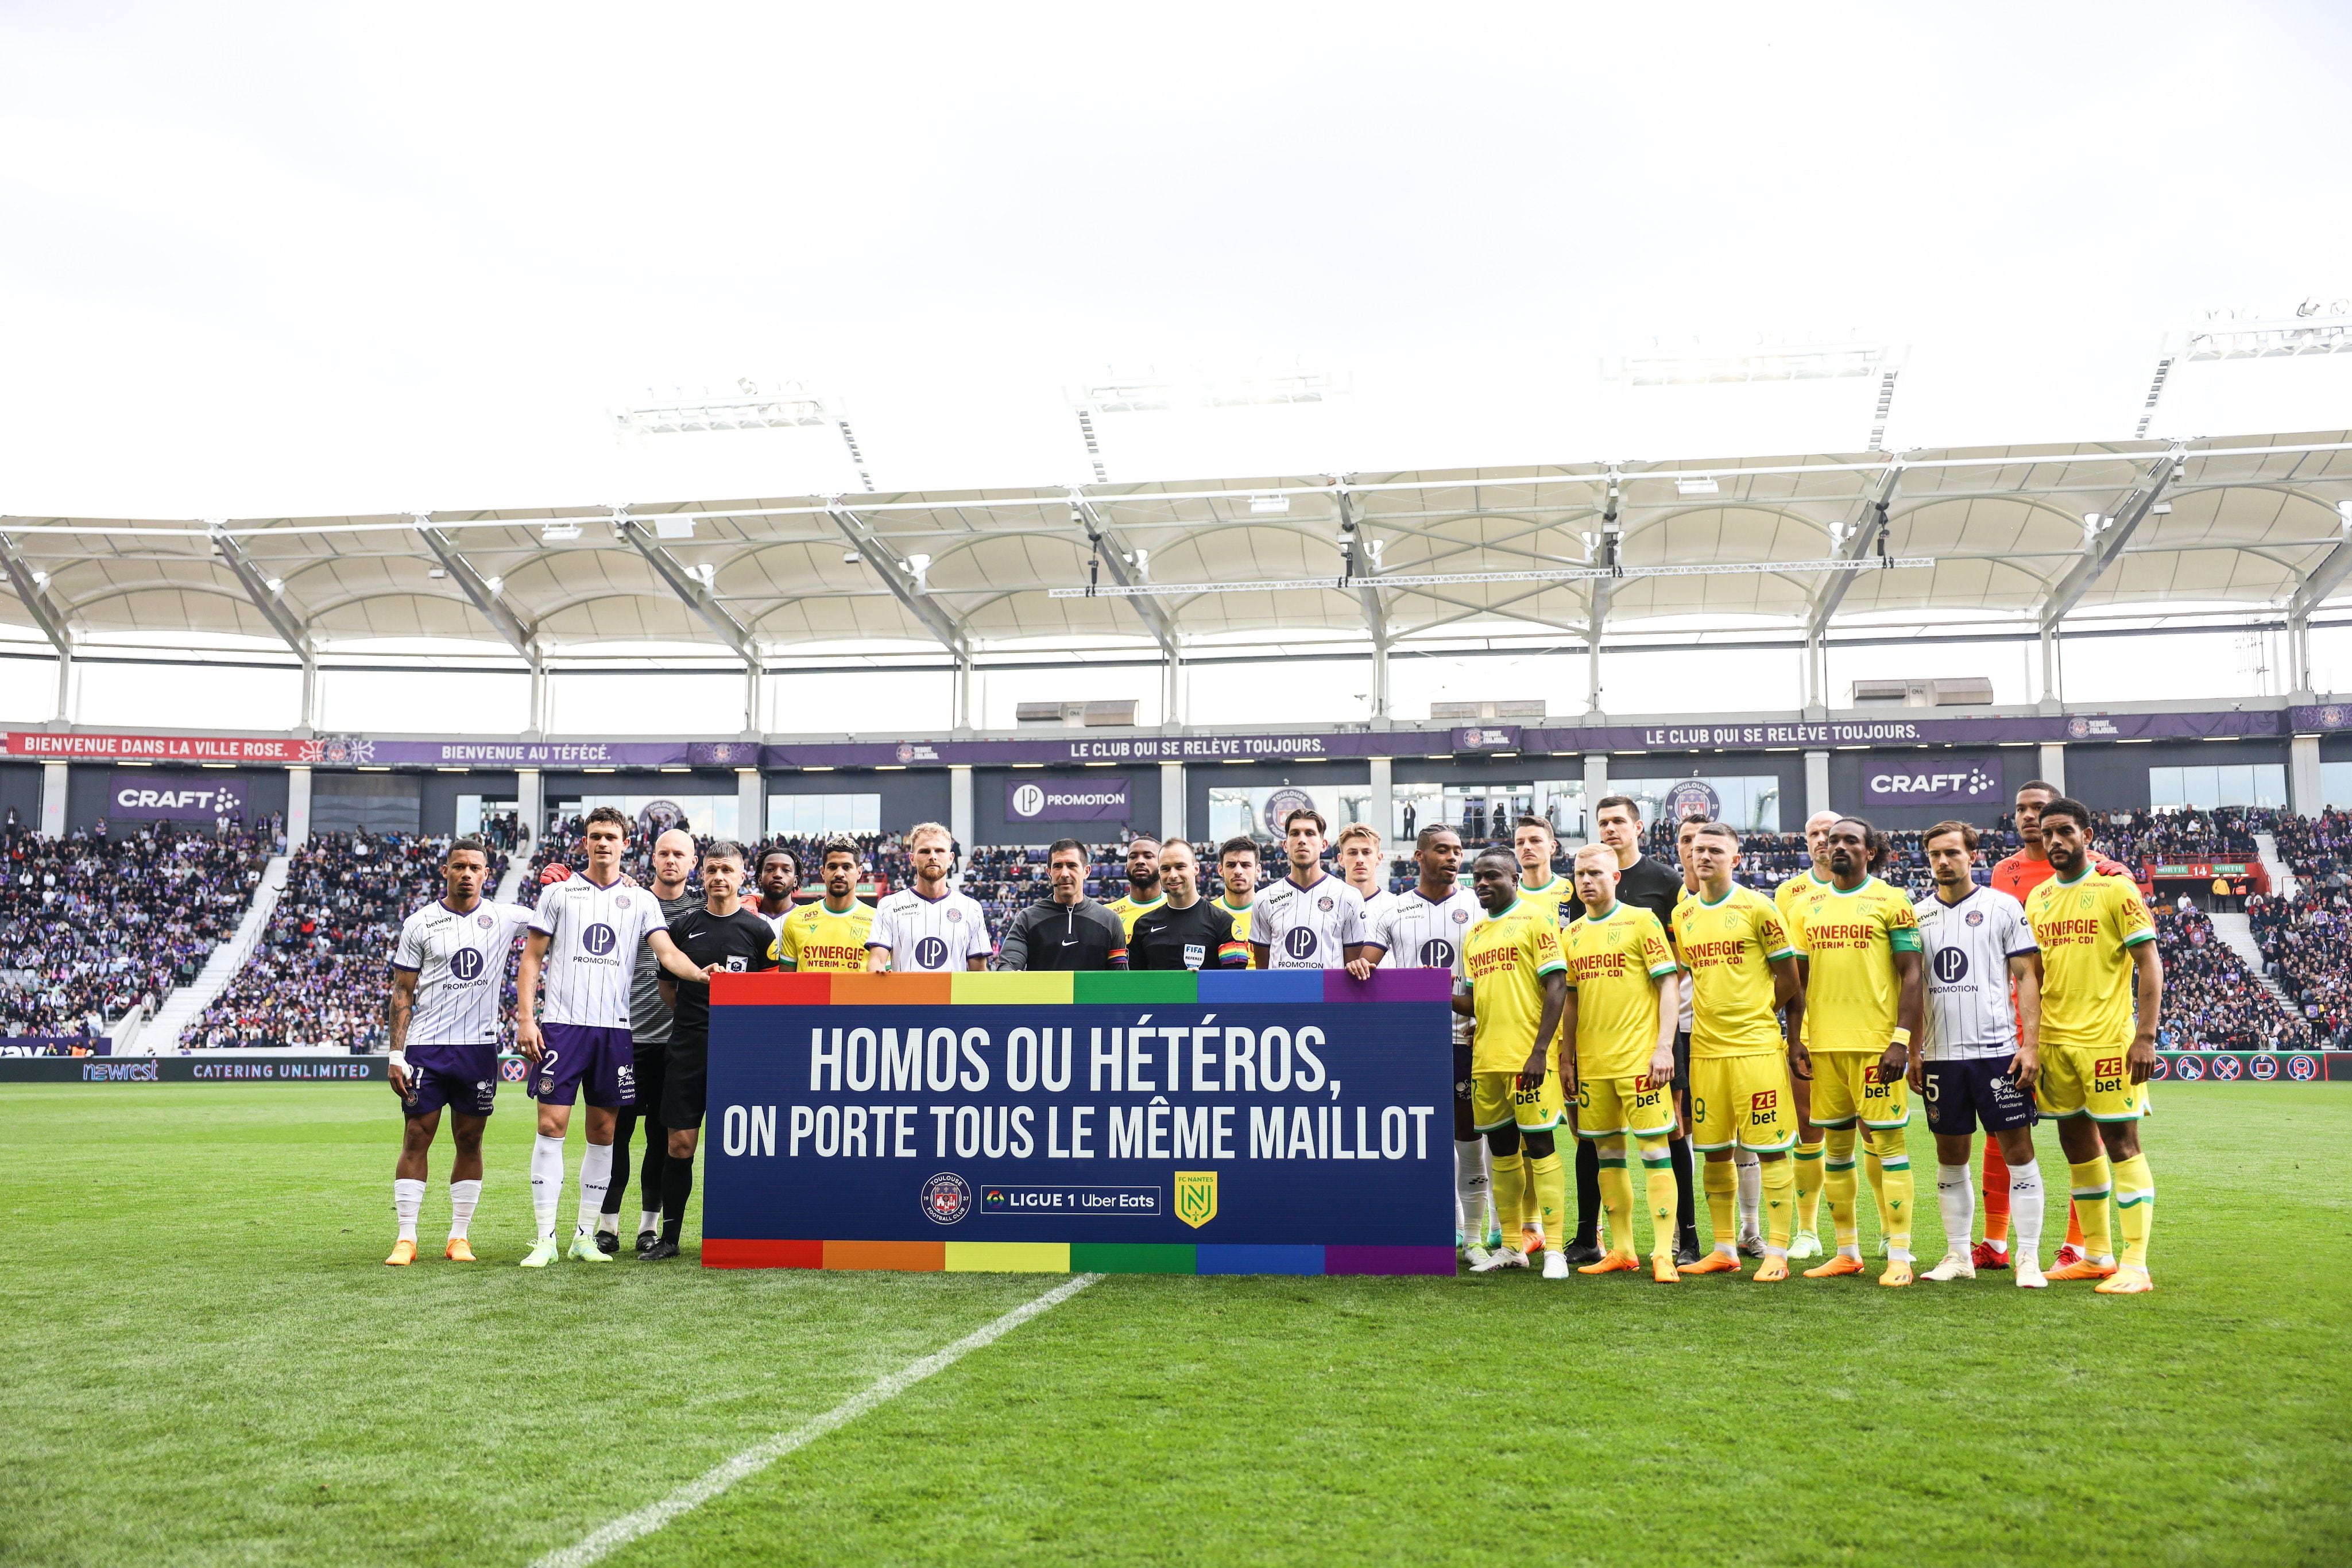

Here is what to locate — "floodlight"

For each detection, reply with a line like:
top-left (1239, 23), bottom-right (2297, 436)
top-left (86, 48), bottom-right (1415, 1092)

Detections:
top-left (1047, 555), bottom-right (1935, 599)
top-left (541, 521), bottom-right (583, 543)
top-left (2177, 305), bottom-right (2352, 361)
top-left (1249, 494), bottom-right (1291, 514)
top-left (1675, 477), bottom-right (1721, 497)
top-left (655, 516), bottom-right (697, 540)
top-left (1611, 338), bottom-right (1893, 385)
top-left (616, 383), bottom-right (832, 433)
top-left (264, 578), bottom-right (284, 595)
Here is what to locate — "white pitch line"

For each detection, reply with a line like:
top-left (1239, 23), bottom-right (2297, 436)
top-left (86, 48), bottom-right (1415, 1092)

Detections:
top-left (533, 1272), bottom-right (1104, 1568)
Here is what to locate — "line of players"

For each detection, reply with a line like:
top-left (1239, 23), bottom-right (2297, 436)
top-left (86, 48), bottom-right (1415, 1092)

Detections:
top-left (379, 789), bottom-right (2162, 1291)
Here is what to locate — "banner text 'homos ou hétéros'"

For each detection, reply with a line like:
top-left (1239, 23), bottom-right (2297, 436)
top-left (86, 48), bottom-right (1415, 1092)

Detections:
top-left (702, 985), bottom-right (1456, 1258)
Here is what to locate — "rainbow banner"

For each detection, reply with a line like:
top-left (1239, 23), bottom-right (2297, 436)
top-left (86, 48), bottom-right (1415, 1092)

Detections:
top-left (701, 968), bottom-right (1457, 1275)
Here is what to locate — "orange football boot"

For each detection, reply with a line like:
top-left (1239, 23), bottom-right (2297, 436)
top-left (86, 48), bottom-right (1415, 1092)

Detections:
top-left (2045, 1256), bottom-right (2118, 1283)
top-left (1803, 1254), bottom-right (1865, 1279)
top-left (1579, 1251), bottom-right (1640, 1276)
top-left (2093, 1267), bottom-right (2153, 1295)
top-left (384, 1238), bottom-right (416, 1267)
top-left (444, 1237), bottom-right (477, 1263)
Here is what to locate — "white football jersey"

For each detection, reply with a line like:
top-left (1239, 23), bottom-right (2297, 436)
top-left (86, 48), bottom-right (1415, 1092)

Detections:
top-left (1368, 884), bottom-right (1482, 1043)
top-left (1252, 872), bottom-right (1368, 970)
top-left (870, 886), bottom-right (993, 971)
top-left (392, 899), bottom-right (535, 1044)
top-left (1912, 884), bottom-right (2037, 1060)
top-left (528, 874), bottom-right (668, 1029)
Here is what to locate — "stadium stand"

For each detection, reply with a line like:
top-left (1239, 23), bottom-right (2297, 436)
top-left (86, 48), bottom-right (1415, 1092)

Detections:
top-left (2250, 889), bottom-right (2352, 1049)
top-left (2273, 808), bottom-right (2352, 891)
top-left (0, 827), bottom-right (269, 1044)
top-left (192, 833), bottom-right (509, 1050)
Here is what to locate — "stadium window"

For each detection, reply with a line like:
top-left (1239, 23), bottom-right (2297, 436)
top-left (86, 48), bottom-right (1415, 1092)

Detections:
top-left (2149, 765), bottom-right (2285, 811)
top-left (1392, 783), bottom-right (1441, 843)
top-left (765, 793), bottom-right (881, 836)
top-left (574, 794), bottom-right (743, 840)
top-left (2322, 761), bottom-right (2352, 808)
top-left (1534, 779), bottom-right (1586, 841)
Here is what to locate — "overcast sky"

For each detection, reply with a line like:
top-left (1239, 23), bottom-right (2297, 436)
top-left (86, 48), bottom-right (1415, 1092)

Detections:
top-left (4, 2), bottom-right (2350, 524)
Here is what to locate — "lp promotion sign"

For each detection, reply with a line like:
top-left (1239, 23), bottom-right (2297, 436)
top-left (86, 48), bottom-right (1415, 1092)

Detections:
top-left (1004, 776), bottom-right (1130, 822)
top-left (702, 969), bottom-right (1456, 1276)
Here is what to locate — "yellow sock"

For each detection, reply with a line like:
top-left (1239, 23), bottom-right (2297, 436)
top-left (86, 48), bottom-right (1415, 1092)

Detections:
top-left (2110, 1152), bottom-right (2154, 1270)
top-left (1597, 1146), bottom-right (1635, 1259)
top-left (1863, 1144), bottom-right (1889, 1233)
top-left (1529, 1149), bottom-right (1568, 1253)
top-left (1703, 1157), bottom-right (1738, 1253)
top-left (1823, 1127), bottom-right (1860, 1251)
top-left (1793, 1138), bottom-right (1825, 1236)
top-left (2068, 1154), bottom-right (2115, 1262)
top-left (1870, 1134), bottom-right (1914, 1260)
top-left (1761, 1155), bottom-right (1794, 1253)
top-left (1491, 1152), bottom-right (1528, 1250)
top-left (1638, 1135), bottom-right (1676, 1258)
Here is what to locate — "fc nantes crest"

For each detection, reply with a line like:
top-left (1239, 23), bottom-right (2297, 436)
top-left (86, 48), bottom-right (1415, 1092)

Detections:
top-left (1173, 1171), bottom-right (1218, 1229)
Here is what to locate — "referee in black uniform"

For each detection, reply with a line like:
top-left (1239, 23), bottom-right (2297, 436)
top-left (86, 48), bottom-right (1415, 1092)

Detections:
top-left (1127, 841), bottom-right (1244, 970)
top-left (1590, 794), bottom-right (1703, 1264)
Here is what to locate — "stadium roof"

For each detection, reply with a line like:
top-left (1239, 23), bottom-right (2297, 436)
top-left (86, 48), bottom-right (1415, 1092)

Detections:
top-left (4, 431), bottom-right (2349, 668)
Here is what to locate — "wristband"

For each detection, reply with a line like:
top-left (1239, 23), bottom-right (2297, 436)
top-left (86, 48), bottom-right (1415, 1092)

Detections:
top-left (388, 1050), bottom-right (408, 1070)
top-left (1889, 1028), bottom-right (1912, 1048)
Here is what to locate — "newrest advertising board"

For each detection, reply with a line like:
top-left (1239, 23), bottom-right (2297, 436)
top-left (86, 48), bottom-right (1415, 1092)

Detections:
top-left (700, 969), bottom-right (1456, 1276)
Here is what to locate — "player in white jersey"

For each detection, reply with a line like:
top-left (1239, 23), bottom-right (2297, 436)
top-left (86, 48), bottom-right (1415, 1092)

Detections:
top-left (867, 822), bottom-right (993, 971)
top-left (513, 806), bottom-right (714, 1268)
top-left (1336, 822), bottom-right (1395, 934)
top-left (382, 836), bottom-right (534, 1265)
top-left (1911, 820), bottom-right (2049, 1287)
top-left (1249, 806), bottom-right (1368, 970)
top-left (1352, 825), bottom-right (1492, 1251)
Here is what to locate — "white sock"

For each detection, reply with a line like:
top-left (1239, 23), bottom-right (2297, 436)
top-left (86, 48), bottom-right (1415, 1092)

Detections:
top-left (596, 1211), bottom-right (619, 1236)
top-left (529, 1135), bottom-right (566, 1241)
top-left (2009, 1160), bottom-right (2046, 1267)
top-left (1454, 1139), bottom-right (1489, 1241)
top-left (448, 1179), bottom-right (481, 1240)
top-left (1735, 1149), bottom-right (1761, 1230)
top-left (393, 1178), bottom-right (425, 1242)
top-left (576, 1141), bottom-right (614, 1236)
top-left (1936, 1162), bottom-right (1974, 1259)
top-left (640, 1207), bottom-right (662, 1237)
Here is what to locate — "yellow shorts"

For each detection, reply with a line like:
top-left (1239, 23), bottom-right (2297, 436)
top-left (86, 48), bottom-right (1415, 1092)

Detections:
top-left (1575, 1073), bottom-right (1678, 1140)
top-left (1691, 1054), bottom-right (1796, 1153)
top-left (1472, 1064), bottom-right (1566, 1133)
top-left (1809, 1049), bottom-right (1912, 1130)
top-left (2037, 1042), bottom-right (2148, 1122)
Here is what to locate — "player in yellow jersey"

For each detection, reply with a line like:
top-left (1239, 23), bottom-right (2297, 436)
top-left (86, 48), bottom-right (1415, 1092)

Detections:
top-left (1452, 848), bottom-right (1574, 1278)
top-left (1104, 836), bottom-right (1166, 934)
top-left (1509, 812), bottom-right (1577, 1257)
top-left (776, 837), bottom-right (876, 973)
top-left (1669, 821), bottom-right (1808, 1281)
top-left (1561, 845), bottom-right (1683, 1281)
top-left (2025, 797), bottom-right (2164, 1293)
top-left (1793, 817), bottom-right (1925, 1286)
top-left (1213, 837), bottom-right (1260, 969)
top-left (1775, 808), bottom-right (1840, 1258)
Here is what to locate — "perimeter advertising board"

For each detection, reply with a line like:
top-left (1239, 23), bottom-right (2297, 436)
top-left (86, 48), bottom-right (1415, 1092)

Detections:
top-left (701, 969), bottom-right (1456, 1276)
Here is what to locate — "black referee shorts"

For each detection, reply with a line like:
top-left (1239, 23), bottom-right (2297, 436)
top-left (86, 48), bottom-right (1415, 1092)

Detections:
top-left (660, 1033), bottom-right (710, 1132)
top-left (629, 1036), bottom-right (668, 1130)
top-left (1672, 1029), bottom-right (1692, 1110)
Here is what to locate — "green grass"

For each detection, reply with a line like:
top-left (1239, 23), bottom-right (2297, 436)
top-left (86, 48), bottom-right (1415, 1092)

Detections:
top-left (2, 1083), bottom-right (2347, 1566)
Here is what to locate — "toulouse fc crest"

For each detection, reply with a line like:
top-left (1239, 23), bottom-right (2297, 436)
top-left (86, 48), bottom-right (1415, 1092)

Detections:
top-left (922, 1172), bottom-right (971, 1225)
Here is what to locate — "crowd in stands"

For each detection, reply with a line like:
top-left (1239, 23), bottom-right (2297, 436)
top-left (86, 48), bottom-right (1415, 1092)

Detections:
top-left (2250, 889), bottom-right (2352, 1049)
top-left (2152, 903), bottom-right (2310, 1051)
top-left (2274, 808), bottom-right (2352, 891)
top-left (192, 833), bottom-right (509, 1050)
top-left (0, 826), bottom-right (267, 1044)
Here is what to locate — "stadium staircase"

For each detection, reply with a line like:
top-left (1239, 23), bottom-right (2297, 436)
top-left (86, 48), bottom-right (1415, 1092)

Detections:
top-left (2254, 831), bottom-right (2295, 897)
top-left (2208, 911), bottom-right (2295, 1013)
top-left (493, 855), bottom-right (528, 905)
top-left (136, 854), bottom-right (290, 1052)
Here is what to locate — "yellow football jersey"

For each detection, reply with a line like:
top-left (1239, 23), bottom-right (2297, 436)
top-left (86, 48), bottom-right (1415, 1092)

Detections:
top-left (1563, 902), bottom-right (1679, 1080)
top-left (1456, 900), bottom-right (1569, 1075)
top-left (1105, 892), bottom-right (1166, 936)
top-left (1774, 870), bottom-right (1832, 1043)
top-left (1670, 884), bottom-right (1796, 1059)
top-left (1517, 872), bottom-right (1576, 928)
top-left (1793, 876), bottom-right (1922, 1054)
top-left (2026, 870), bottom-right (2154, 1050)
top-left (1213, 895), bottom-right (1255, 966)
top-left (778, 899), bottom-right (876, 973)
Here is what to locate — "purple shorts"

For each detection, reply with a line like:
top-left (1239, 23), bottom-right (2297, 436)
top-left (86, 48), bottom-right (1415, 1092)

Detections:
top-left (530, 1022), bottom-right (639, 1109)
top-left (398, 1064), bottom-right (497, 1120)
top-left (1922, 1056), bottom-right (2036, 1137)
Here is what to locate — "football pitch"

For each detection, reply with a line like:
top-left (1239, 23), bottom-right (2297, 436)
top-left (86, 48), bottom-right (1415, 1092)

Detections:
top-left (2, 1083), bottom-right (2347, 1567)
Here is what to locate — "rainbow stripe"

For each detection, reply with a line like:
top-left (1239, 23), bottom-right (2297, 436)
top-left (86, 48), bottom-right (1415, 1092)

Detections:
top-left (706, 967), bottom-right (1456, 1276)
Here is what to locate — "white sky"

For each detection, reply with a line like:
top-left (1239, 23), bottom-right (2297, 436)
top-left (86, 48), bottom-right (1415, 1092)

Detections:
top-left (3, 4), bottom-right (2352, 734)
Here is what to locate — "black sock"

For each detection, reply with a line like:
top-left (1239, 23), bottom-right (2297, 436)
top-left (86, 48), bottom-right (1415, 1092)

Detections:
top-left (602, 1110), bottom-right (636, 1217)
top-left (639, 1124), bottom-right (666, 1228)
top-left (660, 1152), bottom-right (694, 1243)
top-left (1670, 1134), bottom-right (1697, 1241)
top-left (1573, 1137), bottom-right (1601, 1246)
